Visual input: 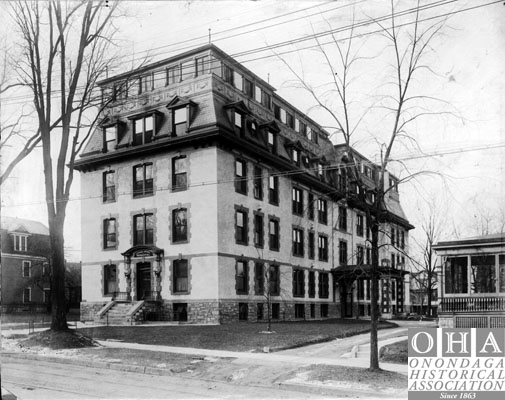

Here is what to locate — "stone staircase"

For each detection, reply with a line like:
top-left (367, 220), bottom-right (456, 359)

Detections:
top-left (98, 301), bottom-right (146, 325)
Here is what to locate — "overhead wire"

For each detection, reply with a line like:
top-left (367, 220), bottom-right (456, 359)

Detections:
top-left (2, 0), bottom-right (498, 106)
top-left (3, 140), bottom-right (505, 208)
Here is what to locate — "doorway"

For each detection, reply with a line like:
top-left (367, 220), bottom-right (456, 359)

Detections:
top-left (136, 262), bottom-right (151, 300)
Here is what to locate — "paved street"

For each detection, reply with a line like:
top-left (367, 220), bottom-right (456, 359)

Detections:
top-left (3, 358), bottom-right (336, 400)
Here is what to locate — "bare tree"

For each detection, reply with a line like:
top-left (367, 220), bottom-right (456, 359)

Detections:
top-left (10, 0), bottom-right (121, 330)
top-left (277, 1), bottom-right (448, 370)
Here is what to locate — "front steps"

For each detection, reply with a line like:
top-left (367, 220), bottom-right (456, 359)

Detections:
top-left (98, 301), bottom-right (145, 325)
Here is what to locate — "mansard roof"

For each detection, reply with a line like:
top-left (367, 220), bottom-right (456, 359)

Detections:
top-left (1, 216), bottom-right (49, 236)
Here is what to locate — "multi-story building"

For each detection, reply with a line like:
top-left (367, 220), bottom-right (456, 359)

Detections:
top-left (0, 216), bottom-right (50, 313)
top-left (409, 270), bottom-right (438, 317)
top-left (434, 233), bottom-right (505, 328)
top-left (75, 44), bottom-right (413, 324)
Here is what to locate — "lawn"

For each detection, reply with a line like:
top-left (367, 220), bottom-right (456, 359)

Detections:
top-left (78, 319), bottom-right (396, 352)
top-left (380, 339), bottom-right (408, 364)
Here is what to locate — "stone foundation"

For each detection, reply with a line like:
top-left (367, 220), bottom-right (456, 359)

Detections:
top-left (80, 301), bottom-right (108, 322)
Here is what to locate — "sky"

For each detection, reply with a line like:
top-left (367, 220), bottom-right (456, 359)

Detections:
top-left (1, 0), bottom-right (504, 262)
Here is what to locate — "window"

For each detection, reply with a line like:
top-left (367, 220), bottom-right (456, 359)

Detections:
top-left (269, 264), bottom-right (280, 296)
top-left (244, 79), bottom-right (254, 97)
top-left (240, 304), bottom-right (250, 323)
top-left (103, 218), bottom-right (117, 249)
top-left (13, 235), bottom-right (28, 252)
top-left (318, 163), bottom-right (324, 180)
top-left (173, 107), bottom-right (188, 136)
top-left (338, 207), bottom-right (347, 231)
top-left (139, 73), bottom-right (153, 94)
top-left (295, 304), bottom-right (305, 319)
top-left (318, 235), bottom-right (328, 262)
top-left (236, 260), bottom-right (249, 295)
top-left (357, 279), bottom-right (365, 300)
top-left (292, 187), bottom-right (303, 216)
top-left (366, 247), bottom-right (371, 264)
top-left (103, 264), bottom-right (118, 296)
top-left (172, 156), bottom-right (187, 191)
top-left (167, 65), bottom-right (180, 85)
top-left (255, 85), bottom-right (262, 103)
top-left (195, 56), bottom-right (209, 76)
top-left (445, 257), bottom-right (468, 294)
top-left (499, 255), bottom-right (505, 293)
top-left (153, 71), bottom-right (164, 89)
top-left (338, 169), bottom-right (347, 191)
top-left (293, 269), bottom-right (305, 297)
top-left (308, 231), bottom-right (315, 260)
top-left (273, 103), bottom-right (281, 120)
top-left (235, 209), bottom-right (248, 245)
top-left (391, 227), bottom-right (396, 245)
top-left (267, 131), bottom-right (277, 154)
top-left (280, 108), bottom-right (287, 124)
top-left (173, 303), bottom-right (188, 321)
top-left (103, 171), bottom-right (115, 202)
top-left (400, 231), bottom-right (405, 249)
top-left (357, 215), bottom-right (364, 237)
top-left (269, 218), bottom-right (280, 251)
top-left (308, 193), bottom-right (314, 220)
top-left (23, 287), bottom-right (31, 303)
top-left (253, 166), bottom-right (263, 200)
top-left (319, 272), bottom-right (329, 298)
top-left (104, 126), bottom-right (116, 152)
top-left (234, 111), bottom-right (243, 136)
top-left (233, 71), bottom-right (243, 91)
top-left (310, 304), bottom-right (315, 318)
top-left (391, 253), bottom-right (396, 269)
top-left (133, 213), bottom-right (154, 245)
top-left (173, 259), bottom-right (188, 293)
top-left (254, 213), bottom-right (264, 247)
top-left (308, 271), bottom-right (316, 298)
top-left (471, 255), bottom-right (496, 293)
top-left (292, 148), bottom-right (300, 165)
top-left (286, 112), bottom-right (294, 129)
top-left (133, 115), bottom-right (154, 145)
top-left (172, 208), bottom-right (187, 243)
top-left (43, 289), bottom-right (50, 304)
top-left (320, 303), bottom-right (328, 317)
top-left (133, 163), bottom-right (153, 197)
top-left (255, 263), bottom-right (264, 295)
top-left (222, 64), bottom-right (234, 85)
top-left (22, 261), bottom-right (31, 277)
top-left (292, 227), bottom-right (304, 257)
top-left (306, 126), bottom-right (313, 141)
top-left (261, 91), bottom-right (271, 109)
top-left (268, 175), bottom-right (279, 205)
top-left (235, 159), bottom-right (247, 195)
top-left (339, 241), bottom-right (348, 265)
top-left (180, 60), bottom-right (194, 81)
top-left (318, 199), bottom-right (327, 224)
top-left (294, 119), bottom-right (300, 132)
top-left (257, 303), bottom-right (264, 320)
top-left (357, 245), bottom-right (364, 264)
top-left (271, 302), bottom-right (280, 319)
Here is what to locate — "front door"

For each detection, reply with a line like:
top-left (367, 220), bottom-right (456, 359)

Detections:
top-left (136, 262), bottom-right (151, 300)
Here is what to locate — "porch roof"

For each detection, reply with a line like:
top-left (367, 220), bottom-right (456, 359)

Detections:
top-left (331, 264), bottom-right (408, 281)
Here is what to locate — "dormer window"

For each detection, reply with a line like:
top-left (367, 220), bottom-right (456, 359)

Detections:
top-left (139, 73), bottom-right (153, 94)
top-left (286, 112), bottom-right (294, 129)
top-left (103, 125), bottom-right (116, 152)
top-left (13, 234), bottom-right (28, 252)
top-left (267, 131), bottom-right (277, 154)
top-left (234, 111), bottom-right (243, 136)
top-left (133, 115), bottom-right (154, 146)
top-left (174, 107), bottom-right (187, 136)
top-left (292, 148), bottom-right (300, 165)
top-left (249, 121), bottom-right (258, 136)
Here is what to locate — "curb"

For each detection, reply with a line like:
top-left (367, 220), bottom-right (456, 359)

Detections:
top-left (2, 352), bottom-right (174, 377)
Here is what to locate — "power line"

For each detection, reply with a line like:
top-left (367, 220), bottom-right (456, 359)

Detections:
top-left (3, 0), bottom-right (496, 106)
top-left (3, 140), bottom-right (505, 208)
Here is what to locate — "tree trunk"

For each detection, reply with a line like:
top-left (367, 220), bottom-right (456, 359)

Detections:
top-left (369, 221), bottom-right (380, 370)
top-left (426, 268), bottom-right (432, 318)
top-left (49, 214), bottom-right (68, 330)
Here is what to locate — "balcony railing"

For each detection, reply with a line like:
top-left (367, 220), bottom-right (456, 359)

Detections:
top-left (113, 292), bottom-right (131, 302)
top-left (441, 296), bottom-right (505, 313)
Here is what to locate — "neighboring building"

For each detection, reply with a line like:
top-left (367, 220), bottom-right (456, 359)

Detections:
top-left (65, 261), bottom-right (82, 309)
top-left (434, 233), bottom-right (505, 328)
top-left (75, 44), bottom-right (413, 324)
top-left (409, 270), bottom-right (438, 316)
top-left (0, 216), bottom-right (50, 312)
